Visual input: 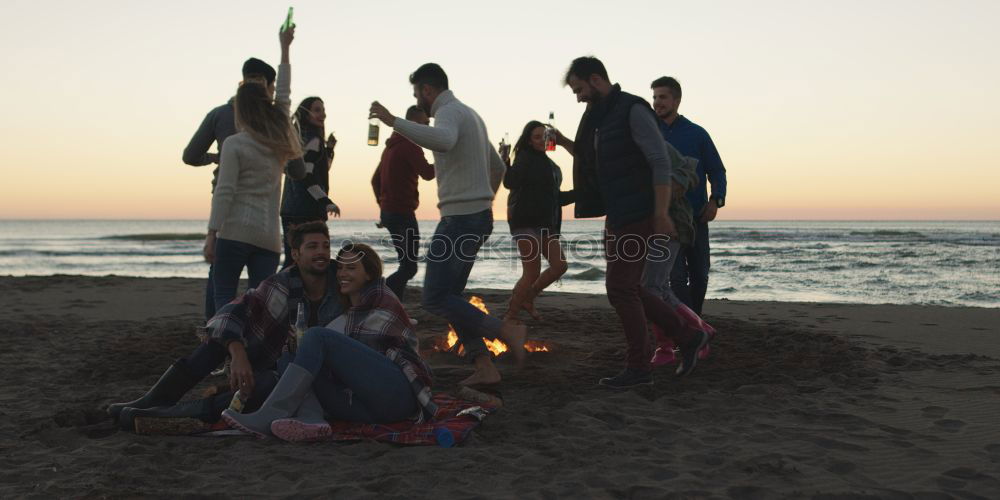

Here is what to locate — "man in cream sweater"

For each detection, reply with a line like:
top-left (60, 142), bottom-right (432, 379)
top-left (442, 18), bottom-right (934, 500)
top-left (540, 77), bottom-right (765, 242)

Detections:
top-left (370, 63), bottom-right (526, 386)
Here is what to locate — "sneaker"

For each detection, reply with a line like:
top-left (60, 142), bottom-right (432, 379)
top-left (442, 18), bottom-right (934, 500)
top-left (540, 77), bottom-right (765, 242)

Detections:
top-left (676, 331), bottom-right (710, 377)
top-left (650, 346), bottom-right (678, 366)
top-left (598, 368), bottom-right (653, 389)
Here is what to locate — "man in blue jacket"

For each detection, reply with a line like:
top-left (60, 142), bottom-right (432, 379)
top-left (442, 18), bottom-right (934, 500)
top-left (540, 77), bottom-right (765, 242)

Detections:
top-left (651, 77), bottom-right (728, 315)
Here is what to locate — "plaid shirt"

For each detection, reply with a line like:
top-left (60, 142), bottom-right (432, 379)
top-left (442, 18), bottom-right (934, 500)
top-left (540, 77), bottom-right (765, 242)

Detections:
top-left (205, 266), bottom-right (341, 370)
top-left (343, 279), bottom-right (437, 421)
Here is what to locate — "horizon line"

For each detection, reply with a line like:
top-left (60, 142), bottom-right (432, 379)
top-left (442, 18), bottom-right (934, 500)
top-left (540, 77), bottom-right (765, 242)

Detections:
top-left (1, 218), bottom-right (998, 223)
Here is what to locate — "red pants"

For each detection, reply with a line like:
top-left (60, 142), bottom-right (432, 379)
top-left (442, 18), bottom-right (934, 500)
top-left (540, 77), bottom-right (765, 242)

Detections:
top-left (605, 216), bottom-right (695, 370)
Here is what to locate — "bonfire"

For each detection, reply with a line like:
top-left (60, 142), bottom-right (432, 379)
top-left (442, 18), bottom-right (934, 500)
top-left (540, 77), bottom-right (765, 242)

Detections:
top-left (435, 296), bottom-right (551, 357)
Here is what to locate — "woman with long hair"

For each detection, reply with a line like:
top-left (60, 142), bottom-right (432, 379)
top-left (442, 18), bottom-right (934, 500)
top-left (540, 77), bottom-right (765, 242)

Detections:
top-left (205, 27), bottom-right (303, 309)
top-left (222, 242), bottom-right (436, 440)
top-left (280, 96), bottom-right (341, 268)
top-left (502, 120), bottom-right (574, 320)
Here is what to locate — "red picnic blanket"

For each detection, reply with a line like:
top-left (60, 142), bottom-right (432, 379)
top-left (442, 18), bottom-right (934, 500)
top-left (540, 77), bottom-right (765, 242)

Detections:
top-left (182, 393), bottom-right (496, 445)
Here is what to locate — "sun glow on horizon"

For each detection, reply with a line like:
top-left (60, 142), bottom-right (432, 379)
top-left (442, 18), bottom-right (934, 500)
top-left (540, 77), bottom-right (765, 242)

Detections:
top-left (1, 1), bottom-right (998, 221)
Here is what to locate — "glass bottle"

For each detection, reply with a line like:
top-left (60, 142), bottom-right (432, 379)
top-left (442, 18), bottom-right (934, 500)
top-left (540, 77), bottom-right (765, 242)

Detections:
top-left (368, 118), bottom-right (380, 146)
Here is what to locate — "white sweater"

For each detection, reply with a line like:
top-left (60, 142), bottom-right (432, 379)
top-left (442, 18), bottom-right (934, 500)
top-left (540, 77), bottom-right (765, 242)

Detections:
top-left (393, 90), bottom-right (505, 217)
top-left (208, 64), bottom-right (292, 253)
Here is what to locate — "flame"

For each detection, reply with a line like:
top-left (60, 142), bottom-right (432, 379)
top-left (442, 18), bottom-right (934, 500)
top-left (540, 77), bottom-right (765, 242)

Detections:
top-left (436, 296), bottom-right (552, 357)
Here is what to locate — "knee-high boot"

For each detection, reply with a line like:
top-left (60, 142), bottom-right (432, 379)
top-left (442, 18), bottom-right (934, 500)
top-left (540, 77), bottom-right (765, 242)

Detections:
top-left (221, 363), bottom-right (314, 438)
top-left (107, 360), bottom-right (201, 420)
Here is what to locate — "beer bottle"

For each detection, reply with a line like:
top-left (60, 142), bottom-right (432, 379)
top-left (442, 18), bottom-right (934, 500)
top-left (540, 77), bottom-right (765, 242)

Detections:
top-left (295, 302), bottom-right (307, 343)
top-left (544, 112), bottom-right (557, 151)
top-left (228, 390), bottom-right (247, 413)
top-left (368, 118), bottom-right (380, 146)
top-left (499, 133), bottom-right (511, 162)
top-left (281, 7), bottom-right (294, 32)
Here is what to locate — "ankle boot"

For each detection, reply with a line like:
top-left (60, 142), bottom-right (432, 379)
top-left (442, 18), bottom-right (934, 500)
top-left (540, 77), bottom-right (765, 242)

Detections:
top-left (270, 391), bottom-right (332, 442)
top-left (118, 391), bottom-right (233, 432)
top-left (222, 363), bottom-right (314, 438)
top-left (649, 324), bottom-right (678, 366)
top-left (107, 360), bottom-right (201, 420)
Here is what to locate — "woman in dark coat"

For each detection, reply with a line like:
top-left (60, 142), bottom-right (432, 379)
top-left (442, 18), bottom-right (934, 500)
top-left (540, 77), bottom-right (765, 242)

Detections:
top-left (502, 120), bottom-right (575, 320)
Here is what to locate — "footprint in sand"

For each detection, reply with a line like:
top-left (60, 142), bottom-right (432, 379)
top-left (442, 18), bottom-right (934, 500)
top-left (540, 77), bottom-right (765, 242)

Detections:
top-left (934, 419), bottom-right (966, 432)
top-left (921, 406), bottom-right (949, 418)
top-left (826, 460), bottom-right (856, 475)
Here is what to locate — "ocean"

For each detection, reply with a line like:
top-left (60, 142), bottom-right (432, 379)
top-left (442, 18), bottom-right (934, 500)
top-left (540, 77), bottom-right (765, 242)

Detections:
top-left (1, 219), bottom-right (997, 308)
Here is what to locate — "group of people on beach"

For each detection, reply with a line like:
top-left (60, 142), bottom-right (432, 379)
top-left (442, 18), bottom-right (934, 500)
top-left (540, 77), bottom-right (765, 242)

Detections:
top-left (107, 22), bottom-right (727, 440)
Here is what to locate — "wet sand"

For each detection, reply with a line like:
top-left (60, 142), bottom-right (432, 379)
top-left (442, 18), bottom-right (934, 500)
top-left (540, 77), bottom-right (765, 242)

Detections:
top-left (1, 275), bottom-right (998, 498)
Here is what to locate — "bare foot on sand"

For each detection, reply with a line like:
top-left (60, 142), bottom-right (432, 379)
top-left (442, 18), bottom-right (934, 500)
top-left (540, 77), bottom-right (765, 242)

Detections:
top-left (500, 319), bottom-right (527, 367)
top-left (522, 300), bottom-right (542, 321)
top-left (460, 356), bottom-right (502, 386)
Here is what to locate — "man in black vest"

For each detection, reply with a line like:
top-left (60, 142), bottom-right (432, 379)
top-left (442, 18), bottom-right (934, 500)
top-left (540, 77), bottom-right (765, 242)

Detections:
top-left (556, 56), bottom-right (711, 388)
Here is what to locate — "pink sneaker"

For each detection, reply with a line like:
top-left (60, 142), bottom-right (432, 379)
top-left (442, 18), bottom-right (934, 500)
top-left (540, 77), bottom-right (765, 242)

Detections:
top-left (651, 345), bottom-right (679, 366)
top-left (698, 343), bottom-right (712, 360)
top-left (270, 418), bottom-right (333, 442)
top-left (650, 324), bottom-right (679, 366)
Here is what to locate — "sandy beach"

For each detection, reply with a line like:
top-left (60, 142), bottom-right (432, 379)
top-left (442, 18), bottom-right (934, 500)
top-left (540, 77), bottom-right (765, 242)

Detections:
top-left (1, 275), bottom-right (998, 498)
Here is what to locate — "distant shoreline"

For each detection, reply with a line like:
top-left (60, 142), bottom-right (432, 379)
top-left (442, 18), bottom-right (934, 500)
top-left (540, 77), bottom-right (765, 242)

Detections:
top-left (3, 274), bottom-right (998, 310)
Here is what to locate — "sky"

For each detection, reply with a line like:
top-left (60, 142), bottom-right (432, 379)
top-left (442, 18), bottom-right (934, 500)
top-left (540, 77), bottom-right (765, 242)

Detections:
top-left (1, 0), bottom-right (998, 220)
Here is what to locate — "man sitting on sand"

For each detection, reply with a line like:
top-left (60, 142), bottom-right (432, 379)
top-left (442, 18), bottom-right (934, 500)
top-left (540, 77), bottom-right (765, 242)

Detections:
top-left (107, 222), bottom-right (343, 428)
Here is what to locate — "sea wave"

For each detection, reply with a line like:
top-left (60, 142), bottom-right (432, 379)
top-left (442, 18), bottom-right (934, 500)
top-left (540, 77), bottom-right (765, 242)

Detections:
top-left (565, 267), bottom-right (605, 280)
top-left (101, 233), bottom-right (205, 241)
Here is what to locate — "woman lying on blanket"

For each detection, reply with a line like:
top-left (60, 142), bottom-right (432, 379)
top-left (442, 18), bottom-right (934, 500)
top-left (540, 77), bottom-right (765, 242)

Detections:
top-left (223, 242), bottom-right (437, 440)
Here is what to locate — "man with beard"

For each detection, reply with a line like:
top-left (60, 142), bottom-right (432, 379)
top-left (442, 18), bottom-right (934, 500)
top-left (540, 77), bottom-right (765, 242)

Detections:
top-left (369, 63), bottom-right (527, 387)
top-left (556, 56), bottom-right (711, 388)
top-left (107, 221), bottom-right (343, 430)
top-left (650, 76), bottom-right (728, 315)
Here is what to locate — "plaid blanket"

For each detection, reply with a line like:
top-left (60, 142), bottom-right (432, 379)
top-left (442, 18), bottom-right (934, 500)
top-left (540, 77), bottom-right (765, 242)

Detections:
top-left (321, 393), bottom-right (497, 446)
top-left (149, 393), bottom-right (496, 445)
top-left (344, 279), bottom-right (437, 421)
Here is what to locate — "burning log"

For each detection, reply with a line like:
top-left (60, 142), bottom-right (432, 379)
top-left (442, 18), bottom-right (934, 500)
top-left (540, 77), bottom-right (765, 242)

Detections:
top-left (433, 296), bottom-right (552, 357)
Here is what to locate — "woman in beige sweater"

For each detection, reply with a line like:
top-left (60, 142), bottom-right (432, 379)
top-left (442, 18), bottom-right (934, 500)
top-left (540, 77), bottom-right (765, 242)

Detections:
top-left (205, 26), bottom-right (303, 310)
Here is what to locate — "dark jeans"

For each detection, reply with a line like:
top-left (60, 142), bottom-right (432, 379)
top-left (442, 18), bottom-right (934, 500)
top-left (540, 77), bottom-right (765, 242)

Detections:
top-left (281, 215), bottom-right (326, 269)
top-left (182, 341), bottom-right (278, 412)
top-left (605, 217), bottom-right (696, 371)
top-left (380, 211), bottom-right (420, 300)
top-left (670, 221), bottom-right (710, 315)
top-left (294, 327), bottom-right (417, 423)
top-left (212, 238), bottom-right (280, 311)
top-left (421, 209), bottom-right (502, 360)
top-left (204, 265), bottom-right (216, 321)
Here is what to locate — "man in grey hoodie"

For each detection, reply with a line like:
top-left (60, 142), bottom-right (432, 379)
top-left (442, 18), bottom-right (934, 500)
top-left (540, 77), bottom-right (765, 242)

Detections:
top-left (370, 63), bottom-right (526, 386)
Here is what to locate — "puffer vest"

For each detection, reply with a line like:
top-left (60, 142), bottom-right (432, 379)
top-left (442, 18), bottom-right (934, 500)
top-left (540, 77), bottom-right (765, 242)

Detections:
top-left (572, 86), bottom-right (655, 228)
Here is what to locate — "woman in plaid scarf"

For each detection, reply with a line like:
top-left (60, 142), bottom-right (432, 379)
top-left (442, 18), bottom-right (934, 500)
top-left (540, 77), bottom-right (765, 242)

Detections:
top-left (224, 242), bottom-right (436, 439)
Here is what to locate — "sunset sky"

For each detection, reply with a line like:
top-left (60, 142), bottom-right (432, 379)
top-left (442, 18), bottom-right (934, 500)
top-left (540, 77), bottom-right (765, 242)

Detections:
top-left (1, 0), bottom-right (997, 220)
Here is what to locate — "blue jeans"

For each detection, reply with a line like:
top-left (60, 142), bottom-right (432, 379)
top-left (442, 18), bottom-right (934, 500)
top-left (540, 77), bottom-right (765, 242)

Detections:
top-left (294, 327), bottom-right (417, 423)
top-left (421, 209), bottom-right (501, 360)
top-left (642, 239), bottom-right (684, 308)
top-left (380, 211), bottom-right (420, 301)
top-left (212, 238), bottom-right (280, 311)
top-left (204, 265), bottom-right (216, 321)
top-left (670, 221), bottom-right (710, 315)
